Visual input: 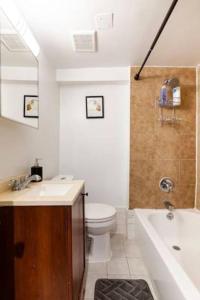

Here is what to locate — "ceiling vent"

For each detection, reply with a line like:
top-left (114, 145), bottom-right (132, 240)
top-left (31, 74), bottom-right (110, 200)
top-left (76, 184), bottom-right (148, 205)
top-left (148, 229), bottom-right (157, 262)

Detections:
top-left (1, 33), bottom-right (29, 52)
top-left (72, 31), bottom-right (96, 52)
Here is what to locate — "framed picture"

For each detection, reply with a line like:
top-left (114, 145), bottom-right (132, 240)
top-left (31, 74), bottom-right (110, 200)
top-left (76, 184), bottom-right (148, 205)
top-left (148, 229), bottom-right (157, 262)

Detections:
top-left (86, 96), bottom-right (104, 119)
top-left (24, 95), bottom-right (39, 118)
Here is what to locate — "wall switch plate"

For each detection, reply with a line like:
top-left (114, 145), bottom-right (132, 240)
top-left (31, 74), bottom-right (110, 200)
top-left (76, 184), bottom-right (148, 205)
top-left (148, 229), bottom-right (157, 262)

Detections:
top-left (95, 13), bottom-right (113, 30)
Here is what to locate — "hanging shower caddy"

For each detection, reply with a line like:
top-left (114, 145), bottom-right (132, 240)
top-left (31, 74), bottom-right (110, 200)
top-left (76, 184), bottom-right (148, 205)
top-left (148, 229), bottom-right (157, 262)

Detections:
top-left (157, 78), bottom-right (182, 124)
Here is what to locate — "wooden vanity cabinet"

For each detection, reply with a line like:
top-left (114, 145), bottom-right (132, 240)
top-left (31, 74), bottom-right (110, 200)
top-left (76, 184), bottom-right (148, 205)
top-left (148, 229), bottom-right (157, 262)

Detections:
top-left (0, 192), bottom-right (85, 300)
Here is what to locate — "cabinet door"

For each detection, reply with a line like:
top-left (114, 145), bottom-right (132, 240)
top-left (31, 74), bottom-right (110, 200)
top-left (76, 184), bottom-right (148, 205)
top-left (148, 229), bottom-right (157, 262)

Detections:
top-left (71, 193), bottom-right (85, 300)
top-left (1, 206), bottom-right (68, 300)
top-left (0, 207), bottom-right (15, 300)
top-left (14, 206), bottom-right (68, 300)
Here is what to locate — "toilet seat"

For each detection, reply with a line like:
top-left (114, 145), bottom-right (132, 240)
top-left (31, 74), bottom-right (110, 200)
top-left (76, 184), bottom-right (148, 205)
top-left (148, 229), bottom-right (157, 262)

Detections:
top-left (85, 203), bottom-right (116, 223)
top-left (86, 216), bottom-right (114, 223)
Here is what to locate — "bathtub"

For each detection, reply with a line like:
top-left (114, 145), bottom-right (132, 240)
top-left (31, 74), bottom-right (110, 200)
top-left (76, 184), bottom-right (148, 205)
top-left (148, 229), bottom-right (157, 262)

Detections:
top-left (134, 209), bottom-right (200, 300)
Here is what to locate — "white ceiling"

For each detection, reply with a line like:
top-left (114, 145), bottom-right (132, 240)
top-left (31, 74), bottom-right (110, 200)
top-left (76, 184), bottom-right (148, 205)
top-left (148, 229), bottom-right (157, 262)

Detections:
top-left (14, 0), bottom-right (200, 68)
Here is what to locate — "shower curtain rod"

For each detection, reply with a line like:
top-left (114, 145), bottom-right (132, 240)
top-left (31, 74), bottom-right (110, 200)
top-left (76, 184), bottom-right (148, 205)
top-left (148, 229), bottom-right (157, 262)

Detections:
top-left (134, 0), bottom-right (179, 80)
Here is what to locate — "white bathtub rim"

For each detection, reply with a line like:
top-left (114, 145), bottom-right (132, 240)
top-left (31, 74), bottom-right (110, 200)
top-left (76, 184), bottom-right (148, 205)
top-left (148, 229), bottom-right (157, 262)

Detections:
top-left (134, 209), bottom-right (200, 300)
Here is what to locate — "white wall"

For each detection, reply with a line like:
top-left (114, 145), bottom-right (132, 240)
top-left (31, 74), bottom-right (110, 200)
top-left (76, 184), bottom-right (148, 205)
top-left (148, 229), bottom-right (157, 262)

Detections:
top-left (1, 67), bottom-right (38, 81)
top-left (2, 82), bottom-right (38, 128)
top-left (59, 82), bottom-right (130, 208)
top-left (1, 66), bottom-right (38, 128)
top-left (0, 51), bottom-right (59, 180)
top-left (57, 67), bottom-right (130, 83)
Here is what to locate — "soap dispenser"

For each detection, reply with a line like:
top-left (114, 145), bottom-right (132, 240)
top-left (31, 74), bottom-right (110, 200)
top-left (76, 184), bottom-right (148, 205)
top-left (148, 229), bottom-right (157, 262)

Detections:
top-left (31, 158), bottom-right (43, 181)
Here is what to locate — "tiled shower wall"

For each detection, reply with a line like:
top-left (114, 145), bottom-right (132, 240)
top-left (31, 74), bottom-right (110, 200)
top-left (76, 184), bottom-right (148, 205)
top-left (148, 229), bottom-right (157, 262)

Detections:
top-left (130, 67), bottom-right (196, 209)
top-left (196, 67), bottom-right (200, 209)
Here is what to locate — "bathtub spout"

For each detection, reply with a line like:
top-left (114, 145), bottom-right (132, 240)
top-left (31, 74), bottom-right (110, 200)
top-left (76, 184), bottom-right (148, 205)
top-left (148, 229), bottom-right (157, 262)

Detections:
top-left (163, 200), bottom-right (175, 220)
top-left (163, 200), bottom-right (175, 211)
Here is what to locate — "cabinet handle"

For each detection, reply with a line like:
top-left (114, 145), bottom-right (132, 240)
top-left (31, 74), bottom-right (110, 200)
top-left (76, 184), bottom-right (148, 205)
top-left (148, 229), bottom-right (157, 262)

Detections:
top-left (82, 193), bottom-right (88, 197)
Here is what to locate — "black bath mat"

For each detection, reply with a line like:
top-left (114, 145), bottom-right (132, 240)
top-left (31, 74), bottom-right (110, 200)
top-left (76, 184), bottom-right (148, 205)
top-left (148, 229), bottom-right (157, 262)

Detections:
top-left (94, 279), bottom-right (154, 300)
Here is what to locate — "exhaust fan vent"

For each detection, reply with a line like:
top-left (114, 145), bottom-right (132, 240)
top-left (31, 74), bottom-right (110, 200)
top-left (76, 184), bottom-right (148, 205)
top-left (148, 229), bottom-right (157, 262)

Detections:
top-left (1, 33), bottom-right (29, 52)
top-left (72, 31), bottom-right (96, 52)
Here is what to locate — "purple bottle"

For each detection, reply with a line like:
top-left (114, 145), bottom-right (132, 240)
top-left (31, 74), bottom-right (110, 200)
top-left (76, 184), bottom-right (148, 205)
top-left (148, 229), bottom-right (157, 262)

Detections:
top-left (160, 83), bottom-right (167, 106)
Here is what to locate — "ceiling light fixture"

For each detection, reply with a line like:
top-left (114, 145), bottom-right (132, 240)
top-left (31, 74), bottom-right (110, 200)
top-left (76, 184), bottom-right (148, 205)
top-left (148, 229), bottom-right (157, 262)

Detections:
top-left (0, 0), bottom-right (40, 56)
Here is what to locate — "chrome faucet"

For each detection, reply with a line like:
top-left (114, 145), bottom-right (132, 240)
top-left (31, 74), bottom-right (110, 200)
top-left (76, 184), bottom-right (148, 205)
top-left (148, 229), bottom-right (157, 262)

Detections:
top-left (163, 200), bottom-right (175, 220)
top-left (10, 174), bottom-right (41, 191)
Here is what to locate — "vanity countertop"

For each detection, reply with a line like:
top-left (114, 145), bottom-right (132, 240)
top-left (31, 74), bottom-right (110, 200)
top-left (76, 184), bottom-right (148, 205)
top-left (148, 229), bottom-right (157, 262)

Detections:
top-left (0, 180), bottom-right (84, 207)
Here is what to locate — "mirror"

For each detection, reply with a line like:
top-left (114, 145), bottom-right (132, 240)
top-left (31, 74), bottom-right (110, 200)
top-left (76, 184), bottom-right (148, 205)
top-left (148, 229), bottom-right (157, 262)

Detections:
top-left (0, 9), bottom-right (39, 128)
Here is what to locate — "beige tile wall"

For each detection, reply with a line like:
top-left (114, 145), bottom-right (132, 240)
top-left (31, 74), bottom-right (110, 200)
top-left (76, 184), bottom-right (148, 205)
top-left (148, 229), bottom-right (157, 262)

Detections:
top-left (130, 67), bottom-right (196, 209)
top-left (196, 67), bottom-right (200, 209)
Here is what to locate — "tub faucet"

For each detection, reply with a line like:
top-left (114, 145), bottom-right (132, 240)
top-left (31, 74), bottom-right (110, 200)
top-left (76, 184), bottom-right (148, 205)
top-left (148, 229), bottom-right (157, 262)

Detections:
top-left (163, 200), bottom-right (175, 220)
top-left (10, 174), bottom-right (41, 191)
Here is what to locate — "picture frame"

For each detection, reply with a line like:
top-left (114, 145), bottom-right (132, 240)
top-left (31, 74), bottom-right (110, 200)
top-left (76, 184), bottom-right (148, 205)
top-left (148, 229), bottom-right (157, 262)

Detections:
top-left (86, 96), bottom-right (104, 119)
top-left (24, 95), bottom-right (39, 118)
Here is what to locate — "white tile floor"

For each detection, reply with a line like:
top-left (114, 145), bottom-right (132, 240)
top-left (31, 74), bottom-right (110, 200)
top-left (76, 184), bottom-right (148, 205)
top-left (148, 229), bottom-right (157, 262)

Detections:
top-left (83, 209), bottom-right (159, 300)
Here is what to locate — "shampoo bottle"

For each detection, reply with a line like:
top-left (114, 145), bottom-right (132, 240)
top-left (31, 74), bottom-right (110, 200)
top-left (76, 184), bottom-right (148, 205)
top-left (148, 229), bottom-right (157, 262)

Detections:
top-left (31, 158), bottom-right (43, 181)
top-left (173, 86), bottom-right (181, 106)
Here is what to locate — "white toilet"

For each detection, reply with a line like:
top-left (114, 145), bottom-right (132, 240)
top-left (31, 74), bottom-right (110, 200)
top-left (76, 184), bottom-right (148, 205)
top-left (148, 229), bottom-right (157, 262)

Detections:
top-left (85, 203), bottom-right (116, 263)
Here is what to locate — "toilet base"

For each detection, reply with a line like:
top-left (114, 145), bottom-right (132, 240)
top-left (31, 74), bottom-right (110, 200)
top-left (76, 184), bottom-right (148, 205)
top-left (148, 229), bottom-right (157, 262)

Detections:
top-left (88, 232), bottom-right (112, 263)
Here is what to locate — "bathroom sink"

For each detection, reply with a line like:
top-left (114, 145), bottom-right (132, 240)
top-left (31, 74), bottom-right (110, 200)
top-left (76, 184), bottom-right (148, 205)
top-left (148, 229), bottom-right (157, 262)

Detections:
top-left (25, 183), bottom-right (73, 197)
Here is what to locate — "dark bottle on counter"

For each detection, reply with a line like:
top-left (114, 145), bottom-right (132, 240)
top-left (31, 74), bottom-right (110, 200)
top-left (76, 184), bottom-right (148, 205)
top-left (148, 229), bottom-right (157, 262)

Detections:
top-left (31, 158), bottom-right (43, 181)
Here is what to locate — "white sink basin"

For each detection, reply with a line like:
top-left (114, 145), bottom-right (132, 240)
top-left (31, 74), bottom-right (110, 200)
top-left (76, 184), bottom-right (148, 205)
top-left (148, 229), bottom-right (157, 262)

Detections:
top-left (26, 183), bottom-right (73, 197)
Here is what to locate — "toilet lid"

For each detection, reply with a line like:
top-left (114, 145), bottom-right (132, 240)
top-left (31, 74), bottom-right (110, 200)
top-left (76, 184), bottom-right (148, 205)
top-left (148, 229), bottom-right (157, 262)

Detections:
top-left (85, 203), bottom-right (116, 221)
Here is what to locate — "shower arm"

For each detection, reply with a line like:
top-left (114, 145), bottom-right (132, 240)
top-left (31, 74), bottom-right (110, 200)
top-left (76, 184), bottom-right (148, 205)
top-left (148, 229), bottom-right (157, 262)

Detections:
top-left (134, 0), bottom-right (179, 81)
